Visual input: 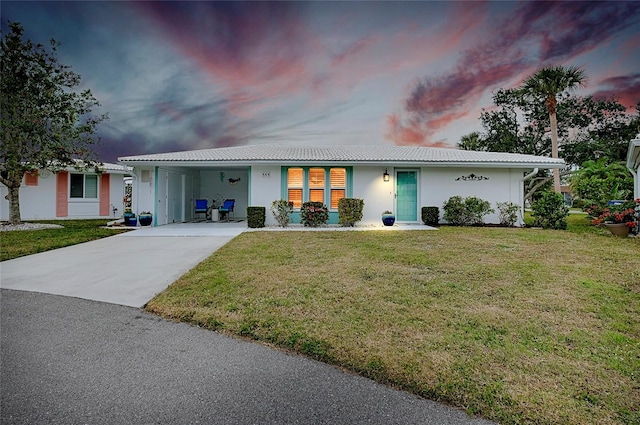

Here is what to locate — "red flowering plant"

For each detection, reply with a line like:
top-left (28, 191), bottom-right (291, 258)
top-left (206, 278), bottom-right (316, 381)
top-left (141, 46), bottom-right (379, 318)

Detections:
top-left (300, 201), bottom-right (329, 227)
top-left (590, 199), bottom-right (639, 228)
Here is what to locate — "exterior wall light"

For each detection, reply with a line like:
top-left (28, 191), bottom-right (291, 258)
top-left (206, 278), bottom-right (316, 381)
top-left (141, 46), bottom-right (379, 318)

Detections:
top-left (383, 168), bottom-right (390, 182)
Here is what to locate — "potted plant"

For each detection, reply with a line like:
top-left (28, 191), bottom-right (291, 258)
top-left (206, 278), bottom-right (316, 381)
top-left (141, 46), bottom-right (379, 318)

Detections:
top-left (138, 211), bottom-right (153, 226)
top-left (382, 210), bottom-right (395, 226)
top-left (590, 199), bottom-right (638, 237)
top-left (123, 207), bottom-right (135, 226)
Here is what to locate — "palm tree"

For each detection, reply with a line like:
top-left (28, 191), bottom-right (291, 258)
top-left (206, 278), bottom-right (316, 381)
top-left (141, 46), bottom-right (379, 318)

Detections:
top-left (520, 66), bottom-right (586, 193)
top-left (458, 132), bottom-right (484, 151)
top-left (571, 157), bottom-right (630, 181)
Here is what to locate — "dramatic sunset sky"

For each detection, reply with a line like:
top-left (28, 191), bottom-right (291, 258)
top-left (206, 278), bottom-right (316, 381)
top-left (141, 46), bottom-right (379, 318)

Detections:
top-left (3, 1), bottom-right (639, 162)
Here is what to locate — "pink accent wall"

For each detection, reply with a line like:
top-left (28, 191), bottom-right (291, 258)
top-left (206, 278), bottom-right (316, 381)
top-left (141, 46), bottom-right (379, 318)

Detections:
top-left (56, 172), bottom-right (68, 217)
top-left (99, 174), bottom-right (110, 216)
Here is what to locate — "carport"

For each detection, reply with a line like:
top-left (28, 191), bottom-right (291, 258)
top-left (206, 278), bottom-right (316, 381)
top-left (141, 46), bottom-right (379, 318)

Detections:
top-left (125, 163), bottom-right (250, 226)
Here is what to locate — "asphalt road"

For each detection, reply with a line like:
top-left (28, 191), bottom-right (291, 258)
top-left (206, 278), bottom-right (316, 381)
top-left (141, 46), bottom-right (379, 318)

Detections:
top-left (1, 289), bottom-right (496, 425)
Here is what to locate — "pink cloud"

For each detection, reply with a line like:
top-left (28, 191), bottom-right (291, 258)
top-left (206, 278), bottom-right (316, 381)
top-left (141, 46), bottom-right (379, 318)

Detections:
top-left (593, 74), bottom-right (640, 111)
top-left (386, 114), bottom-right (425, 145)
top-left (331, 35), bottom-right (380, 67)
top-left (136, 2), bottom-right (317, 116)
top-left (387, 1), bottom-right (640, 146)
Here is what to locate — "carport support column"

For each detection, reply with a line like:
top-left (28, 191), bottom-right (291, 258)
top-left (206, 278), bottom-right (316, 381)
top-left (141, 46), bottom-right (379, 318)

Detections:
top-left (521, 168), bottom-right (538, 226)
top-left (181, 174), bottom-right (186, 223)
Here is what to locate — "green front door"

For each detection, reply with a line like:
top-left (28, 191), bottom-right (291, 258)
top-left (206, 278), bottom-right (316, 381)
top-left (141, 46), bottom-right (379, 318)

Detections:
top-left (396, 170), bottom-right (417, 221)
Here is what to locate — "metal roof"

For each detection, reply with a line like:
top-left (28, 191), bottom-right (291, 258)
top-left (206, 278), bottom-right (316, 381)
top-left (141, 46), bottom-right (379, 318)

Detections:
top-left (118, 145), bottom-right (565, 168)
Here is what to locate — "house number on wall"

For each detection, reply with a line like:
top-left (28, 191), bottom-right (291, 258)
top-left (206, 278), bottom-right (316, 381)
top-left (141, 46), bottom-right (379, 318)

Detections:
top-left (455, 173), bottom-right (489, 181)
top-left (262, 171), bottom-right (271, 178)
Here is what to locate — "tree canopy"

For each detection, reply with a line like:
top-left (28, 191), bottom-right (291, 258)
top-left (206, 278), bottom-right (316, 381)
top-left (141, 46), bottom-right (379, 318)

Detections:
top-left (1, 22), bottom-right (107, 223)
top-left (458, 83), bottom-right (638, 204)
top-left (459, 89), bottom-right (639, 167)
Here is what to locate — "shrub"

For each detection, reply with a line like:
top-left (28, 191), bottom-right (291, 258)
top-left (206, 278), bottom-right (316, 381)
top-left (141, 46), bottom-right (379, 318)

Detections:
top-left (463, 197), bottom-right (494, 225)
top-left (300, 202), bottom-right (329, 227)
top-left (247, 206), bottom-right (266, 228)
top-left (271, 199), bottom-right (294, 227)
top-left (338, 198), bottom-right (364, 227)
top-left (442, 196), bottom-right (466, 226)
top-left (531, 191), bottom-right (569, 230)
top-left (496, 202), bottom-right (520, 227)
top-left (443, 196), bottom-right (494, 226)
top-left (421, 206), bottom-right (439, 226)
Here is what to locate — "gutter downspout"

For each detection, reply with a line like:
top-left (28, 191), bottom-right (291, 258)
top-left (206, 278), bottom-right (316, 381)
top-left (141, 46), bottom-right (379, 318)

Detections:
top-left (625, 136), bottom-right (639, 235)
top-left (630, 168), bottom-right (638, 200)
top-left (520, 168), bottom-right (538, 226)
top-left (627, 135), bottom-right (640, 200)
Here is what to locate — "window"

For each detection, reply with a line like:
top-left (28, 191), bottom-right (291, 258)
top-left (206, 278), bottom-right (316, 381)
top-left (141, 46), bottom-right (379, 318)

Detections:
top-left (70, 174), bottom-right (98, 199)
top-left (308, 168), bottom-right (325, 203)
top-left (286, 167), bottom-right (347, 209)
top-left (287, 168), bottom-right (303, 208)
top-left (330, 168), bottom-right (346, 209)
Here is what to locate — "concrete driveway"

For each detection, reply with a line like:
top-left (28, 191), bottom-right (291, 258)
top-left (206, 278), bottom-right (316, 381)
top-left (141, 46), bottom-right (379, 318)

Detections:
top-left (0, 222), bottom-right (496, 424)
top-left (0, 222), bottom-right (246, 307)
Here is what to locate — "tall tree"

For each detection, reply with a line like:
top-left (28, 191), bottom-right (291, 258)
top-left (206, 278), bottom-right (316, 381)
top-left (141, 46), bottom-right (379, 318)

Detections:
top-left (459, 90), bottom-right (638, 166)
top-left (519, 65), bottom-right (586, 193)
top-left (458, 89), bottom-right (637, 204)
top-left (1, 22), bottom-right (107, 224)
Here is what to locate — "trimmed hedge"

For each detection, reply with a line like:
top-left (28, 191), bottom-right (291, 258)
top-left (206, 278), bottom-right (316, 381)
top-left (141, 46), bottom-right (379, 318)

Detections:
top-left (421, 206), bottom-right (439, 226)
top-left (247, 206), bottom-right (266, 228)
top-left (338, 198), bottom-right (364, 227)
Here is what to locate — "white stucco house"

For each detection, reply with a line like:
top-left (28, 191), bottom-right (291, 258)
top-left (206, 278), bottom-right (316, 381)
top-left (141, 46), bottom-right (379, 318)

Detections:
top-left (118, 145), bottom-right (564, 227)
top-left (627, 136), bottom-right (640, 199)
top-left (0, 163), bottom-right (131, 221)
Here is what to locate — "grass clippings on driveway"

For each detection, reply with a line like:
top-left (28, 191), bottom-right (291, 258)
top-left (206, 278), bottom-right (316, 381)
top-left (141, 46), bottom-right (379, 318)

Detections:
top-left (146, 221), bottom-right (640, 425)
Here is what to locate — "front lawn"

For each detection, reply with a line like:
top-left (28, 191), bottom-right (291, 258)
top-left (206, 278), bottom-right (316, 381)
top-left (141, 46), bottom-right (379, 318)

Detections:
top-left (146, 216), bottom-right (639, 425)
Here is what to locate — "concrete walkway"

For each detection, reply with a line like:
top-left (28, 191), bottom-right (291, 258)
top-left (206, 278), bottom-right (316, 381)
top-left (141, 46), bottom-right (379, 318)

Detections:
top-left (1, 222), bottom-right (495, 424)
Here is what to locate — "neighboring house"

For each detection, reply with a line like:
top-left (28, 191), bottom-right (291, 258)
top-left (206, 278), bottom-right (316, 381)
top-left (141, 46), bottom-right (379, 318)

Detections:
top-left (560, 185), bottom-right (574, 207)
top-left (118, 145), bottom-right (564, 227)
top-left (627, 136), bottom-right (640, 200)
top-left (0, 163), bottom-right (131, 221)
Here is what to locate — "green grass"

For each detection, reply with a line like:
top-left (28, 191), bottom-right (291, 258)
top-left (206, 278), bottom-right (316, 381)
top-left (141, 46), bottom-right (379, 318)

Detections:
top-left (146, 214), bottom-right (639, 425)
top-left (0, 219), bottom-right (131, 261)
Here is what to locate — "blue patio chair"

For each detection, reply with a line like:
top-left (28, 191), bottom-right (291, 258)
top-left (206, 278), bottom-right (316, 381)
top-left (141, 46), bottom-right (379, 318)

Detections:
top-left (218, 199), bottom-right (235, 222)
top-left (194, 199), bottom-right (208, 220)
